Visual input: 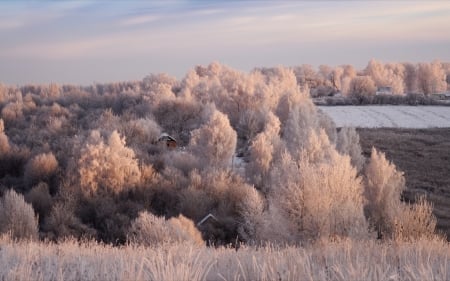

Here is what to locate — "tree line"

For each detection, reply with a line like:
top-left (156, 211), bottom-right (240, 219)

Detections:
top-left (0, 61), bottom-right (442, 245)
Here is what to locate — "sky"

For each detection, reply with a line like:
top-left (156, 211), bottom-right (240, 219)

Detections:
top-left (0, 1), bottom-right (449, 85)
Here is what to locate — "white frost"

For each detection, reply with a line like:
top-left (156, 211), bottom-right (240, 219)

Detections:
top-left (318, 106), bottom-right (450, 128)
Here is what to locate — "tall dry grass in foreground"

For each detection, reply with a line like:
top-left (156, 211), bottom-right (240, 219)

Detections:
top-left (1, 235), bottom-right (449, 281)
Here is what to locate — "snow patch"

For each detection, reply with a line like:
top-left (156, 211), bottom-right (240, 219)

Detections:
top-left (318, 106), bottom-right (450, 128)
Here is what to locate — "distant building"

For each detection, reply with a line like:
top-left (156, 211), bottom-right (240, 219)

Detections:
top-left (158, 133), bottom-right (177, 148)
top-left (333, 91), bottom-right (343, 97)
top-left (376, 86), bottom-right (393, 95)
top-left (431, 92), bottom-right (450, 100)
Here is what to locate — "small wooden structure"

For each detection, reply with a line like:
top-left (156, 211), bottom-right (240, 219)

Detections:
top-left (158, 133), bottom-right (177, 148)
top-left (376, 86), bottom-right (393, 95)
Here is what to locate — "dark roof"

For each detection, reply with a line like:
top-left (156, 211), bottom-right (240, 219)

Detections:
top-left (158, 133), bottom-right (176, 142)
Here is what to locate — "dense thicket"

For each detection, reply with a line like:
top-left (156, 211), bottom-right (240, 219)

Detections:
top-left (0, 61), bottom-right (442, 245)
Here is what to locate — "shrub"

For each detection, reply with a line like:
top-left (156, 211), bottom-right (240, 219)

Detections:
top-left (168, 214), bottom-right (204, 246)
top-left (25, 182), bottom-right (53, 222)
top-left (393, 196), bottom-right (437, 241)
top-left (0, 145), bottom-right (31, 179)
top-left (44, 201), bottom-right (96, 240)
top-left (0, 189), bottom-right (39, 240)
top-left (129, 211), bottom-right (204, 246)
top-left (24, 152), bottom-right (58, 188)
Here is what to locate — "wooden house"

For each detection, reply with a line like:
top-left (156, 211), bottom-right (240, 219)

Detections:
top-left (158, 133), bottom-right (177, 148)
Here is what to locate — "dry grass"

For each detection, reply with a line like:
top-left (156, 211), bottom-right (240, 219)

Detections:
top-left (1, 235), bottom-right (450, 281)
top-left (358, 128), bottom-right (450, 237)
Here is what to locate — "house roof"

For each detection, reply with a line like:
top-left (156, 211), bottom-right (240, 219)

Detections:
top-left (158, 133), bottom-right (176, 142)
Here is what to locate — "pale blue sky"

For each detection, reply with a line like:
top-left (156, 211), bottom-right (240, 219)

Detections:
top-left (1, 1), bottom-right (449, 85)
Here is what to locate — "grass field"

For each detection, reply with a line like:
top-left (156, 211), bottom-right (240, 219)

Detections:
top-left (1, 235), bottom-right (449, 281)
top-left (358, 128), bottom-right (450, 237)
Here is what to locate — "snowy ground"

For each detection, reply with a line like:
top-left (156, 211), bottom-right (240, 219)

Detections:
top-left (318, 106), bottom-right (450, 128)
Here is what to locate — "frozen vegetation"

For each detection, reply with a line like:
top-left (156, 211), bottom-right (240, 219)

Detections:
top-left (0, 60), bottom-right (448, 280)
top-left (1, 235), bottom-right (450, 281)
top-left (319, 106), bottom-right (450, 128)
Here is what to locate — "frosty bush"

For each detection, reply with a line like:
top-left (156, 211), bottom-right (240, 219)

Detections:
top-left (364, 148), bottom-right (437, 240)
top-left (44, 202), bottom-right (96, 240)
top-left (393, 196), bottom-right (437, 241)
top-left (0, 189), bottom-right (38, 240)
top-left (25, 182), bottom-right (53, 220)
top-left (129, 211), bottom-right (204, 246)
top-left (168, 214), bottom-right (204, 246)
top-left (24, 152), bottom-right (58, 188)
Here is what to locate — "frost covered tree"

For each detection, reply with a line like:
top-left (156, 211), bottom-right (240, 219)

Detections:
top-left (189, 108), bottom-right (237, 168)
top-left (0, 189), bottom-right (39, 240)
top-left (339, 65), bottom-right (357, 95)
top-left (272, 130), bottom-right (368, 242)
top-left (282, 103), bottom-right (318, 158)
top-left (246, 112), bottom-right (281, 191)
top-left (364, 59), bottom-right (405, 94)
top-left (336, 127), bottom-right (365, 172)
top-left (293, 64), bottom-right (319, 89)
top-left (417, 61), bottom-right (447, 95)
top-left (78, 130), bottom-right (141, 195)
top-left (141, 73), bottom-right (178, 102)
top-left (403, 62), bottom-right (419, 93)
top-left (349, 76), bottom-right (377, 101)
top-left (236, 186), bottom-right (265, 242)
top-left (364, 148), bottom-right (405, 237)
top-left (275, 86), bottom-right (320, 159)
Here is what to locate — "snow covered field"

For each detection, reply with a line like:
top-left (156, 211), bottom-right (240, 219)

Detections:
top-left (318, 106), bottom-right (450, 128)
